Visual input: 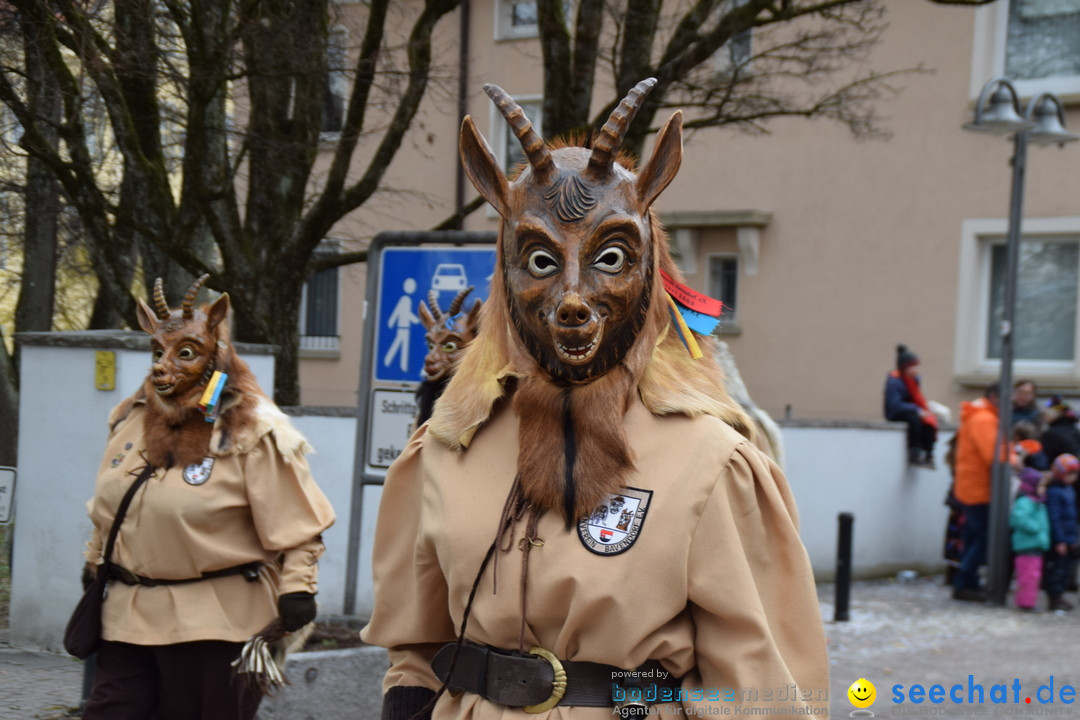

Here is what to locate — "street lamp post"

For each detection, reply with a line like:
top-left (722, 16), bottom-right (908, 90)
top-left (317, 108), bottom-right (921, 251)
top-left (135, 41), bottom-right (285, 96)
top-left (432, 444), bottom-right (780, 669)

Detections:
top-left (963, 77), bottom-right (1078, 606)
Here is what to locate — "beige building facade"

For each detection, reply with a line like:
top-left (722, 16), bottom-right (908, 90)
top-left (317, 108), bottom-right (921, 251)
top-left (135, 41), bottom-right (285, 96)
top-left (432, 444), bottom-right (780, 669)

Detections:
top-left (299, 0), bottom-right (1080, 424)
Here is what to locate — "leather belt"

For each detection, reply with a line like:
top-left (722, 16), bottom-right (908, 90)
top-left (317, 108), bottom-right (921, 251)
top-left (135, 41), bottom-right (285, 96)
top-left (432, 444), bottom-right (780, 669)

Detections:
top-left (431, 642), bottom-right (681, 712)
top-left (108, 561), bottom-right (263, 587)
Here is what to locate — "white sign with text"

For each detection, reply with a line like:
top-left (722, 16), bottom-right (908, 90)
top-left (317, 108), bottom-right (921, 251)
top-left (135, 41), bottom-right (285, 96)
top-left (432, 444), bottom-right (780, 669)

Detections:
top-left (0, 467), bottom-right (15, 524)
top-left (367, 389), bottom-right (419, 470)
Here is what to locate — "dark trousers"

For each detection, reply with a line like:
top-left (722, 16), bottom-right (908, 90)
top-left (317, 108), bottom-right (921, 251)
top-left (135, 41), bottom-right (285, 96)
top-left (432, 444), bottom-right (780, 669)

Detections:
top-left (1045, 550), bottom-right (1077, 597)
top-left (954, 503), bottom-right (989, 591)
top-left (893, 408), bottom-right (937, 453)
top-left (82, 640), bottom-right (262, 720)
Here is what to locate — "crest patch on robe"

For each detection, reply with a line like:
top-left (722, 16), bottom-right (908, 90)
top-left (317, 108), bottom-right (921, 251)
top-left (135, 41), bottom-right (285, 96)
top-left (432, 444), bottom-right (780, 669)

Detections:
top-left (578, 487), bottom-right (652, 555)
top-left (182, 457), bottom-right (215, 486)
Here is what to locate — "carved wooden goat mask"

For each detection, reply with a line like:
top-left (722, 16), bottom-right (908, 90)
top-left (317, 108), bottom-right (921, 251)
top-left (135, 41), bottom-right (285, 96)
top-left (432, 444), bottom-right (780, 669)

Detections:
top-left (460, 78), bottom-right (682, 385)
top-left (135, 274), bottom-right (228, 405)
top-left (418, 286), bottom-right (482, 383)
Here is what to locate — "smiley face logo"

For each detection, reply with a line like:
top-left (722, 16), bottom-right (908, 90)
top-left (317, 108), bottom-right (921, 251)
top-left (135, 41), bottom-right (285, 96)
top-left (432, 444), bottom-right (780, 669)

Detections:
top-left (848, 678), bottom-right (876, 709)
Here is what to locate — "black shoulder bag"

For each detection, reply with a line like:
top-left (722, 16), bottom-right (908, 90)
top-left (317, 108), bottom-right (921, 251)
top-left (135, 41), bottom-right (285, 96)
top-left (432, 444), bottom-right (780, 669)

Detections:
top-left (64, 464), bottom-right (155, 659)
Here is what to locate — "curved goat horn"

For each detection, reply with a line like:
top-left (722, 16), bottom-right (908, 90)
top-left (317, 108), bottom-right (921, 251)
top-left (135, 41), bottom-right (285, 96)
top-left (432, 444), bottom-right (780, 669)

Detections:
top-left (447, 286), bottom-right (473, 317)
top-left (427, 288), bottom-right (444, 323)
top-left (152, 278), bottom-right (171, 320)
top-left (181, 274), bottom-right (210, 319)
top-left (484, 83), bottom-right (554, 182)
top-left (588, 78), bottom-right (657, 179)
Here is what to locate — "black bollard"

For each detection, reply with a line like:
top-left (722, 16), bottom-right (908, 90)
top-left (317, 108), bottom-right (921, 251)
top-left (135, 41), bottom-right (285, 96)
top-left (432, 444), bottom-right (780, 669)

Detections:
top-left (835, 512), bottom-right (854, 622)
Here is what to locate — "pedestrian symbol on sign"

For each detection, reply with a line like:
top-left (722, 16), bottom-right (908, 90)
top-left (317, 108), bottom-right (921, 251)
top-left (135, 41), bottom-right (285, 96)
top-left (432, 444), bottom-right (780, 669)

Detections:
top-left (383, 278), bottom-right (420, 373)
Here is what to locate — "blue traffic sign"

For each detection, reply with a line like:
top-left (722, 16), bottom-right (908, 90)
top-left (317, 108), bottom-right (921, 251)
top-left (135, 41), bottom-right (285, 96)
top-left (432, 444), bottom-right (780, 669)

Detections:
top-left (374, 246), bottom-right (496, 382)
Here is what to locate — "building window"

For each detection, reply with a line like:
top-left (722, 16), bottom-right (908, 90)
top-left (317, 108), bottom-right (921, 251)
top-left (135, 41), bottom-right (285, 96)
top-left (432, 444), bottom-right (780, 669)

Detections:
top-left (322, 28), bottom-right (348, 134)
top-left (707, 254), bottom-right (738, 326)
top-left (1005, 0), bottom-right (1080, 83)
top-left (300, 266), bottom-right (340, 353)
top-left (714, 0), bottom-right (753, 76)
top-left (955, 217), bottom-right (1080, 381)
top-left (496, 1), bottom-right (573, 40)
top-left (497, 0), bottom-right (540, 39)
top-left (986, 238), bottom-right (1078, 362)
top-left (493, 97), bottom-right (542, 175)
top-left (972, 0), bottom-right (1080, 99)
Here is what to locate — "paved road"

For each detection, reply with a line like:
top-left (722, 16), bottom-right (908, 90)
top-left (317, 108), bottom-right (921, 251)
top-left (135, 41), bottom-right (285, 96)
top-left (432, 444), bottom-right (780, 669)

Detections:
top-left (0, 643), bottom-right (82, 719)
top-left (2, 576), bottom-right (1078, 719)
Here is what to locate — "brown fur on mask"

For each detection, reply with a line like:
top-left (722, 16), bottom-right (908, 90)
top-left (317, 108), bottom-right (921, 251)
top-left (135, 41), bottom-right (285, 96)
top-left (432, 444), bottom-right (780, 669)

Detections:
top-left (432, 80), bottom-right (756, 523)
top-left (133, 275), bottom-right (264, 469)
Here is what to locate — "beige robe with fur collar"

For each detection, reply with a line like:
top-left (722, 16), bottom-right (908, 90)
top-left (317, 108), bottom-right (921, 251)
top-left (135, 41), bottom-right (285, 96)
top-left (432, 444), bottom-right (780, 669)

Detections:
top-left (84, 396), bottom-right (335, 646)
top-left (362, 395), bottom-right (828, 718)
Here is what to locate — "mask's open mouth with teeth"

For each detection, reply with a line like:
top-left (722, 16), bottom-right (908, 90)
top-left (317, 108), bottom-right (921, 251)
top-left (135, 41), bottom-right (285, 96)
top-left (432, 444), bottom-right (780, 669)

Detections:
top-left (154, 382), bottom-right (176, 396)
top-left (554, 326), bottom-right (602, 365)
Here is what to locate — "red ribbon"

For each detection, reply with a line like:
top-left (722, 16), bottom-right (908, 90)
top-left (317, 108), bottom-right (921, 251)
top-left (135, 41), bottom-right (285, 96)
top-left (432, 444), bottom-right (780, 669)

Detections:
top-left (659, 269), bottom-right (723, 317)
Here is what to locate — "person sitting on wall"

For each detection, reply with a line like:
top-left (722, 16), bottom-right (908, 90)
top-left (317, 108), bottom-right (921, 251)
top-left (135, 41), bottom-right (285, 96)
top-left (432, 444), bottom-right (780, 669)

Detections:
top-left (884, 343), bottom-right (938, 468)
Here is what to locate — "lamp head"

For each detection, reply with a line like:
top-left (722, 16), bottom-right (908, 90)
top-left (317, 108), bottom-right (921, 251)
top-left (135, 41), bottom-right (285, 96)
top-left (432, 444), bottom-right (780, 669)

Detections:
top-left (1027, 93), bottom-right (1080, 148)
top-left (964, 79), bottom-right (1034, 136)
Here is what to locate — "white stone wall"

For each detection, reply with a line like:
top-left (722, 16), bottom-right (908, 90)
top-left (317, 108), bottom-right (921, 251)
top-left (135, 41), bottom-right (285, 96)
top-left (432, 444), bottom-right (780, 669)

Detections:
top-left (782, 424), bottom-right (954, 581)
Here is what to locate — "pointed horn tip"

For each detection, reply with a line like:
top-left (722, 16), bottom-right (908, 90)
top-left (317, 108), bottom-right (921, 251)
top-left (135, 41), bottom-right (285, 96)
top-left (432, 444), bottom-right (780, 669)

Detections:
top-left (152, 278), bottom-right (171, 317)
top-left (182, 274), bottom-right (211, 317)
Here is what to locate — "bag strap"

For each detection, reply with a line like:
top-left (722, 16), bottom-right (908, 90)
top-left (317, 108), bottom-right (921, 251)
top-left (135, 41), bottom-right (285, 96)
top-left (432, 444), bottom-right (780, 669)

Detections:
top-left (101, 464), bottom-right (156, 567)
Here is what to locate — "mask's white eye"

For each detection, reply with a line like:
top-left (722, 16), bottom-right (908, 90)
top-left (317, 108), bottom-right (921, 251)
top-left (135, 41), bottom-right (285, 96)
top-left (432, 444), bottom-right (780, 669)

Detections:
top-left (593, 247), bottom-right (626, 273)
top-left (427, 341), bottom-right (435, 351)
top-left (442, 341), bottom-right (458, 353)
top-left (178, 347), bottom-right (196, 360)
top-left (527, 249), bottom-right (559, 277)
top-left (152, 349), bottom-right (164, 362)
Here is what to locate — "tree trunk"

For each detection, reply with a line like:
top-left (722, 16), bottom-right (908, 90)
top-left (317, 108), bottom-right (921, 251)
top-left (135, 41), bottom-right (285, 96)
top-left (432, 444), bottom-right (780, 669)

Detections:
top-left (0, 328), bottom-right (18, 467)
top-left (14, 6), bottom-right (61, 335)
top-left (232, 279), bottom-right (305, 407)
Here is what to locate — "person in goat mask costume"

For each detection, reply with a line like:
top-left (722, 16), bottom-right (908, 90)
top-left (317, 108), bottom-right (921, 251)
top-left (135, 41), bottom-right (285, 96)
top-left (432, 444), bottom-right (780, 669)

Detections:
top-left (362, 80), bottom-right (827, 719)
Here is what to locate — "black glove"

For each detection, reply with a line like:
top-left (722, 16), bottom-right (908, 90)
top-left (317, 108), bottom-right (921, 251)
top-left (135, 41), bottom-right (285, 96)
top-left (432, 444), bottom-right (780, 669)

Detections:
top-left (278, 591), bottom-right (317, 631)
top-left (382, 686), bottom-right (435, 720)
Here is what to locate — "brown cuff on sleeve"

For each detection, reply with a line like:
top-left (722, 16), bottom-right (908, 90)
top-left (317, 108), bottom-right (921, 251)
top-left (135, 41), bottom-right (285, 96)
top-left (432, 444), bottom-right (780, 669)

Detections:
top-left (382, 686), bottom-right (436, 720)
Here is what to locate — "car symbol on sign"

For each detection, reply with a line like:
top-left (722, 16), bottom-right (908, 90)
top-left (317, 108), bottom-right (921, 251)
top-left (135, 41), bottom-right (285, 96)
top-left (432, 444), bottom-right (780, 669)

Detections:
top-left (431, 263), bottom-right (468, 291)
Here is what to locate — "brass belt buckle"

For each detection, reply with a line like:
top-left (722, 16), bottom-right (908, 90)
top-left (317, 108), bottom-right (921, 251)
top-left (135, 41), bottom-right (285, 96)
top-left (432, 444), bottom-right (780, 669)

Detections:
top-left (522, 646), bottom-right (567, 714)
top-left (615, 698), bottom-right (650, 718)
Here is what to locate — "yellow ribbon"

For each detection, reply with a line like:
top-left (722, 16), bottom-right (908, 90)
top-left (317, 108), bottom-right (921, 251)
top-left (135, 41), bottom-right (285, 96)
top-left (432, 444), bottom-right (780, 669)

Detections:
top-left (664, 292), bottom-right (703, 360)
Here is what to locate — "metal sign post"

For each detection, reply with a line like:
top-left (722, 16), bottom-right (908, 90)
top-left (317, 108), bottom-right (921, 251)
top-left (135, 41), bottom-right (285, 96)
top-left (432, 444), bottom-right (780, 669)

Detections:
top-left (343, 231), bottom-right (496, 615)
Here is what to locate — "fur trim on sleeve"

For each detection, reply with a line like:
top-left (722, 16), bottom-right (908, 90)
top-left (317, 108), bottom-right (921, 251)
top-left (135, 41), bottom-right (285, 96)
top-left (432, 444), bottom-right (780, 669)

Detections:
top-left (209, 393), bottom-right (313, 460)
top-left (107, 387), bottom-right (146, 436)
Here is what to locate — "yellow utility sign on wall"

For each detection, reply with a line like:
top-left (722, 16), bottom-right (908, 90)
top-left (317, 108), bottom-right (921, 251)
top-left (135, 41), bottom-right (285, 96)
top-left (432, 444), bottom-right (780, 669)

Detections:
top-left (95, 351), bottom-right (116, 391)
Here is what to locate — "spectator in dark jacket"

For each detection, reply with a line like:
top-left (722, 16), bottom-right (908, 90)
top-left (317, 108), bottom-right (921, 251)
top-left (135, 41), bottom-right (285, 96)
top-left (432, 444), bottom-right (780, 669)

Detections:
top-left (1012, 379), bottom-right (1041, 430)
top-left (884, 344), bottom-right (937, 468)
top-left (1039, 395), bottom-right (1080, 464)
top-left (1045, 454), bottom-right (1079, 611)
